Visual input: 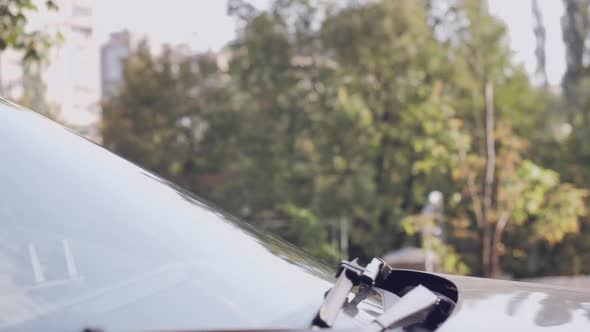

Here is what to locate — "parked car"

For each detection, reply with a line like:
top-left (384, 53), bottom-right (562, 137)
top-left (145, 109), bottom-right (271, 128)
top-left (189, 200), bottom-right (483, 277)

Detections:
top-left (1, 98), bottom-right (589, 332)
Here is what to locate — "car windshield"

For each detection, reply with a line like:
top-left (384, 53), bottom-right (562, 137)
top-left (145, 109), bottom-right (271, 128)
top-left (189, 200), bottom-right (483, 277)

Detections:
top-left (0, 103), bottom-right (374, 332)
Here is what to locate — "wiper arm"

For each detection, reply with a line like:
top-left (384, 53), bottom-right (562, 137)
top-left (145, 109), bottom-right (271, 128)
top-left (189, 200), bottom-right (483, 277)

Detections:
top-left (312, 258), bottom-right (390, 328)
top-left (313, 258), bottom-right (442, 331)
top-left (366, 285), bottom-right (439, 332)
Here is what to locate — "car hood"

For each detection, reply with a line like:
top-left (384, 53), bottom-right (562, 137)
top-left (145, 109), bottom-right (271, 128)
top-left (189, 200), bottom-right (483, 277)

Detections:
top-left (438, 274), bottom-right (590, 331)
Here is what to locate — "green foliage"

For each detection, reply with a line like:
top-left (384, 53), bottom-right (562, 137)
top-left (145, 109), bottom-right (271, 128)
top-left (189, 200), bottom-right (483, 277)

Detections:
top-left (1, 0), bottom-right (61, 120)
top-left (18, 60), bottom-right (60, 120)
top-left (101, 0), bottom-right (590, 278)
top-left (533, 184), bottom-right (587, 244)
top-left (102, 43), bottom-right (236, 193)
top-left (498, 158), bottom-right (587, 242)
top-left (277, 204), bottom-right (339, 263)
top-left (401, 214), bottom-right (471, 275)
top-left (0, 0), bottom-right (60, 62)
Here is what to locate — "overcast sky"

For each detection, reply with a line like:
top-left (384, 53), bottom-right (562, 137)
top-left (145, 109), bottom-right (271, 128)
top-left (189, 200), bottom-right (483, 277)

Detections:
top-left (94, 0), bottom-right (269, 51)
top-left (94, 0), bottom-right (566, 86)
top-left (488, 0), bottom-right (565, 86)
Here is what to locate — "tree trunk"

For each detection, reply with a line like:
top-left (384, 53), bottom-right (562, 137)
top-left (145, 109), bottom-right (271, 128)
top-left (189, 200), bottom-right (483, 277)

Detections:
top-left (481, 80), bottom-right (496, 277)
top-left (491, 212), bottom-right (509, 277)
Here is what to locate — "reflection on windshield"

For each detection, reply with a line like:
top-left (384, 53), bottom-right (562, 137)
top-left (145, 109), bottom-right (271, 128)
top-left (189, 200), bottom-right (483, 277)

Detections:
top-left (0, 103), bottom-right (344, 332)
top-left (0, 250), bottom-right (43, 327)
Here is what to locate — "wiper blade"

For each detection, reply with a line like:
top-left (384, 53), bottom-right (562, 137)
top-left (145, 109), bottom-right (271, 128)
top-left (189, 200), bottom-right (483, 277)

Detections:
top-left (312, 258), bottom-right (390, 328)
top-left (82, 329), bottom-right (334, 332)
top-left (313, 266), bottom-right (354, 327)
top-left (367, 285), bottom-right (439, 332)
top-left (313, 258), bottom-right (442, 331)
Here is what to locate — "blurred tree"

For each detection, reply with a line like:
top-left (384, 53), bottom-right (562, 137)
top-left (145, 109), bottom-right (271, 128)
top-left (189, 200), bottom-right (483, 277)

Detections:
top-left (318, 0), bottom-right (461, 261)
top-left (433, 0), bottom-right (587, 277)
top-left (559, 0), bottom-right (590, 185)
top-left (562, 0), bottom-right (590, 119)
top-left (102, 0), bottom-right (590, 278)
top-left (532, 0), bottom-right (548, 88)
top-left (0, 0), bottom-right (59, 62)
top-left (276, 204), bottom-right (339, 263)
top-left (227, 0), bottom-right (588, 275)
top-left (18, 60), bottom-right (60, 120)
top-left (423, 0), bottom-right (512, 276)
top-left (227, 0), bottom-right (331, 220)
top-left (102, 42), bottom-right (237, 197)
top-left (0, 0), bottom-right (61, 120)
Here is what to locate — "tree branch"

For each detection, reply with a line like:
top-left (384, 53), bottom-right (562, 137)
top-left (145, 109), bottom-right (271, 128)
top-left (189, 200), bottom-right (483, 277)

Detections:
top-left (481, 80), bottom-right (495, 277)
top-left (491, 212), bottom-right (509, 277)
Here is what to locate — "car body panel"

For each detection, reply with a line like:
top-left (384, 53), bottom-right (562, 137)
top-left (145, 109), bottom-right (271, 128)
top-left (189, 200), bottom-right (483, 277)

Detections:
top-left (439, 275), bottom-right (590, 331)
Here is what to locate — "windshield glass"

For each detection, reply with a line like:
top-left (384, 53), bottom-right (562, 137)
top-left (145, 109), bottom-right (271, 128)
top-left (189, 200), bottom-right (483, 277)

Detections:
top-left (0, 102), bottom-right (347, 332)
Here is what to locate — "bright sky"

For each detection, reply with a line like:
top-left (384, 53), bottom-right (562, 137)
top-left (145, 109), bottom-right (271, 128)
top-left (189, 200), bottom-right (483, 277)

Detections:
top-left (94, 0), bottom-right (270, 51)
top-left (488, 0), bottom-right (565, 86)
top-left (94, 0), bottom-right (566, 86)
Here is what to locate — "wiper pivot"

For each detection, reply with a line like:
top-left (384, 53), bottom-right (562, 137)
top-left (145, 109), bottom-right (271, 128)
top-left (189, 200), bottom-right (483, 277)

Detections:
top-left (312, 258), bottom-right (390, 328)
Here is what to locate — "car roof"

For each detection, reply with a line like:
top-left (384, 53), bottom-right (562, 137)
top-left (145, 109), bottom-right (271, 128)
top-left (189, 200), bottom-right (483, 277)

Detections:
top-left (439, 274), bottom-right (590, 331)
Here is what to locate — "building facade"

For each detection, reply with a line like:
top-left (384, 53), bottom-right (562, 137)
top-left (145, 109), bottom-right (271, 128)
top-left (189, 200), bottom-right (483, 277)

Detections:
top-left (100, 30), bottom-right (144, 100)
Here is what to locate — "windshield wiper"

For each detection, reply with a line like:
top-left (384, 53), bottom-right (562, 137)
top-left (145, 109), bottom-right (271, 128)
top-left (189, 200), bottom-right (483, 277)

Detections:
top-left (312, 258), bottom-right (440, 331)
top-left (366, 285), bottom-right (439, 332)
top-left (312, 258), bottom-right (389, 327)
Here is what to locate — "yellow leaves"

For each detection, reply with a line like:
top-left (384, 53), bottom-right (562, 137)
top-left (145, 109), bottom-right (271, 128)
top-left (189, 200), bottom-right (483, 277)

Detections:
top-left (451, 192), bottom-right (463, 205)
top-left (452, 229), bottom-right (478, 240)
top-left (337, 87), bottom-right (374, 128)
top-left (332, 155), bottom-right (347, 172)
top-left (432, 80), bottom-right (443, 98)
top-left (152, 132), bottom-right (162, 144)
top-left (455, 154), bottom-right (485, 180)
top-left (401, 214), bottom-right (470, 275)
top-left (511, 249), bottom-right (526, 258)
top-left (337, 87), bottom-right (352, 106)
top-left (439, 248), bottom-right (471, 275)
top-left (495, 156), bottom-right (587, 245)
top-left (498, 160), bottom-right (561, 224)
top-left (449, 216), bottom-right (478, 239)
top-left (412, 159), bottom-right (438, 176)
top-left (412, 139), bottom-right (429, 154)
top-left (401, 215), bottom-right (423, 236)
top-left (168, 161), bottom-right (182, 176)
top-left (451, 217), bottom-right (471, 229)
top-left (296, 137), bottom-right (315, 155)
top-left (532, 184), bottom-right (588, 245)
